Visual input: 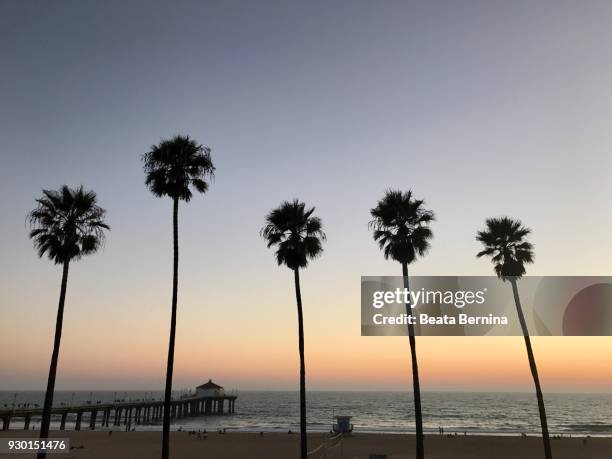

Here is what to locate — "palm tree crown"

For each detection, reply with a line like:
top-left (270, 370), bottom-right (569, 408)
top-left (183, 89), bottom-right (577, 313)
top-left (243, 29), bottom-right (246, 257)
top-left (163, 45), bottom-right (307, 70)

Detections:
top-left (28, 185), bottom-right (109, 264)
top-left (369, 189), bottom-right (434, 264)
top-left (476, 217), bottom-right (534, 279)
top-left (260, 199), bottom-right (326, 270)
top-left (142, 135), bottom-right (215, 201)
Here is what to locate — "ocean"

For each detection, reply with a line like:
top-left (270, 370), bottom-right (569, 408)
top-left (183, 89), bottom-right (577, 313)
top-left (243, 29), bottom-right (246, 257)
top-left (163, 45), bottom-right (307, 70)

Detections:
top-left (2, 391), bottom-right (611, 436)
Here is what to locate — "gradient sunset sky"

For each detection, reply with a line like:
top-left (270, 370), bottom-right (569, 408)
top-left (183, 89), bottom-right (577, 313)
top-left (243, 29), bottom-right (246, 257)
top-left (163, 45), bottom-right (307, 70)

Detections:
top-left (1, 0), bottom-right (612, 392)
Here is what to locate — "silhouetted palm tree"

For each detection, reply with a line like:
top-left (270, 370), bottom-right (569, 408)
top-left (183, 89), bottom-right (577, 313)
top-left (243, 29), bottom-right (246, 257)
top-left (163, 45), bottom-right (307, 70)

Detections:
top-left (27, 186), bottom-right (109, 459)
top-left (261, 200), bottom-right (325, 459)
top-left (476, 217), bottom-right (551, 459)
top-left (142, 135), bottom-right (214, 459)
top-left (369, 189), bottom-right (434, 459)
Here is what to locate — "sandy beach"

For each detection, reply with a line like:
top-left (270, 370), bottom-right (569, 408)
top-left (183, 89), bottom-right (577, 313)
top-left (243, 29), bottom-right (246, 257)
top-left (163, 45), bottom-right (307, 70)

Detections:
top-left (1, 430), bottom-right (610, 459)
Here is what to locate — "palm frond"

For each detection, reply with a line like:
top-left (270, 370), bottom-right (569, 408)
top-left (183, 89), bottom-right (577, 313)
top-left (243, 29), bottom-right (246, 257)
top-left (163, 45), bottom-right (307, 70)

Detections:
top-left (142, 135), bottom-right (215, 202)
top-left (369, 189), bottom-right (435, 265)
top-left (27, 186), bottom-right (110, 264)
top-left (475, 216), bottom-right (534, 279)
top-left (261, 199), bottom-right (326, 270)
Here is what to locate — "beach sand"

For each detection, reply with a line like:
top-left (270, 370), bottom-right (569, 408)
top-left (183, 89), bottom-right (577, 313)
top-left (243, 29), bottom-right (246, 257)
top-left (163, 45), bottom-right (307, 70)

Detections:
top-left (1, 430), bottom-right (609, 458)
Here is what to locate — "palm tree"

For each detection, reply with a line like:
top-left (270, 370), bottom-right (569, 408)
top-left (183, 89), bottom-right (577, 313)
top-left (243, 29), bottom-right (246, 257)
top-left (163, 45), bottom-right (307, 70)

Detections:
top-left (476, 217), bottom-right (551, 459)
top-left (260, 200), bottom-right (325, 459)
top-left (27, 185), bottom-right (109, 459)
top-left (142, 135), bottom-right (214, 459)
top-left (369, 189), bottom-right (434, 459)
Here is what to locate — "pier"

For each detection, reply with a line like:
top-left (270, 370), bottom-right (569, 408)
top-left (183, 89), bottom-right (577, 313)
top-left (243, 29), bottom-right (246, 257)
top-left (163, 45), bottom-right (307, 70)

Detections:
top-left (0, 394), bottom-right (237, 431)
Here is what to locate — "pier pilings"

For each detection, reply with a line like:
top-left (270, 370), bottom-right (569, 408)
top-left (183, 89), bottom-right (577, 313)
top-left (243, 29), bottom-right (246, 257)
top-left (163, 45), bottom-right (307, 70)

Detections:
top-left (0, 394), bottom-right (237, 431)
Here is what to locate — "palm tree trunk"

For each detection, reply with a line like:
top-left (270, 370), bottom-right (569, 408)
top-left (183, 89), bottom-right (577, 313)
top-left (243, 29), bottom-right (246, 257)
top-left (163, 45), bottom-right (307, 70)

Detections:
top-left (162, 197), bottom-right (179, 459)
top-left (510, 278), bottom-right (552, 459)
top-left (402, 263), bottom-right (424, 459)
top-left (37, 260), bottom-right (70, 459)
top-left (293, 268), bottom-right (307, 459)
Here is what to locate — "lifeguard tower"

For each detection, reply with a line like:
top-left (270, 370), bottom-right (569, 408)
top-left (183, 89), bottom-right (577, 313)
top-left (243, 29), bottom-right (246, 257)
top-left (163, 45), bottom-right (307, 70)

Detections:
top-left (332, 415), bottom-right (353, 434)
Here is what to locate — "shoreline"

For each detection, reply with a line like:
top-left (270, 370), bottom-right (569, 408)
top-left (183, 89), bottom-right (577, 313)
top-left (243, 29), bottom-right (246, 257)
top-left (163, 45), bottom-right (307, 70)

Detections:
top-left (5, 426), bottom-right (612, 438)
top-left (7, 427), bottom-right (612, 438)
top-left (3, 391), bottom-right (610, 440)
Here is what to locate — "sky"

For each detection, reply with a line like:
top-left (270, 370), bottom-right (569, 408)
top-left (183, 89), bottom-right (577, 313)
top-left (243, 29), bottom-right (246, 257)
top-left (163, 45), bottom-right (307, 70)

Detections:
top-left (1, 0), bottom-right (611, 392)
